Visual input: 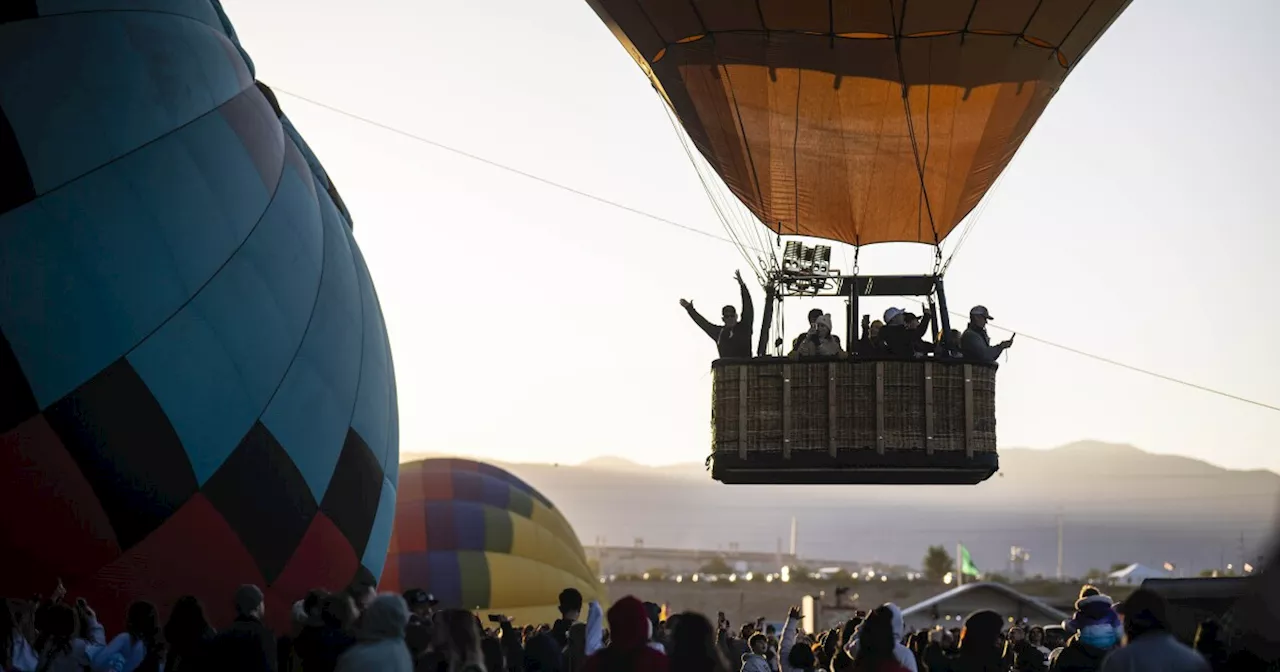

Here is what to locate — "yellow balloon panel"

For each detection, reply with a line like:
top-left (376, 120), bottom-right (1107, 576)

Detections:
top-left (485, 552), bottom-right (600, 611)
top-left (509, 512), bottom-right (596, 587)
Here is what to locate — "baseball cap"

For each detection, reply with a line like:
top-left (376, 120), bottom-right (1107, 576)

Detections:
top-left (970, 305), bottom-right (994, 320)
top-left (403, 589), bottom-right (437, 607)
top-left (883, 307), bottom-right (904, 323)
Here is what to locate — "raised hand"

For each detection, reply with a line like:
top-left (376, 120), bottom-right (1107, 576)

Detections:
top-left (680, 299), bottom-right (692, 310)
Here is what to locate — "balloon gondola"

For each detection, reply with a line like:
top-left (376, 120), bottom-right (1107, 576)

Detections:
top-left (586, 0), bottom-right (1132, 485)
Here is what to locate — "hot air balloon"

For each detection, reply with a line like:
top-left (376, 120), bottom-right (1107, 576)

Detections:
top-left (587, 0), bottom-right (1130, 484)
top-left (380, 459), bottom-right (601, 625)
top-left (0, 1), bottom-right (398, 632)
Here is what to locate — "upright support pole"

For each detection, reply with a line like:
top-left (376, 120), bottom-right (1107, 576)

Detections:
top-left (757, 282), bottom-right (777, 357)
top-left (846, 276), bottom-right (859, 350)
top-left (956, 542), bottom-right (964, 587)
top-left (934, 276), bottom-right (953, 337)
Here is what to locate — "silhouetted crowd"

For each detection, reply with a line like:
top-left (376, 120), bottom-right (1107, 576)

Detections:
top-left (2, 581), bottom-right (1269, 672)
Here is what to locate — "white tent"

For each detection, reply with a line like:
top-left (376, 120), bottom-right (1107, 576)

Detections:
top-left (1109, 563), bottom-right (1169, 585)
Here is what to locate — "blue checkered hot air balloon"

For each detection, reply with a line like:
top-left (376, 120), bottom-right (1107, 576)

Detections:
top-left (0, 1), bottom-right (399, 632)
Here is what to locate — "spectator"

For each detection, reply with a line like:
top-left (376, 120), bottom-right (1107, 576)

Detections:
top-left (163, 596), bottom-right (215, 672)
top-left (584, 596), bottom-right (668, 672)
top-left (845, 604), bottom-right (917, 672)
top-left (33, 602), bottom-right (105, 672)
top-left (1099, 590), bottom-right (1210, 672)
top-left (92, 601), bottom-right (163, 672)
top-left (1065, 587), bottom-right (1123, 651)
top-left (293, 594), bottom-right (357, 672)
top-left (431, 609), bottom-right (485, 672)
top-left (208, 585), bottom-right (277, 672)
top-left (335, 594), bottom-right (414, 672)
top-left (669, 612), bottom-right (731, 672)
top-left (741, 633), bottom-right (770, 672)
top-left (950, 610), bottom-right (1004, 672)
top-left (2, 599), bottom-right (38, 672)
top-left (850, 606), bottom-right (911, 672)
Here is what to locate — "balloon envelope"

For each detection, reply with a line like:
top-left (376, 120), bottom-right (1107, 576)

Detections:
top-left (587, 0), bottom-right (1131, 246)
top-left (0, 1), bottom-right (398, 632)
top-left (381, 459), bottom-right (600, 625)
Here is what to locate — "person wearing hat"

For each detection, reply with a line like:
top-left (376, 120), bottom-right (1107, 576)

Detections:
top-left (790, 313), bottom-right (844, 358)
top-left (679, 269), bottom-right (754, 359)
top-left (1099, 590), bottom-right (1209, 672)
top-left (402, 589), bottom-right (437, 662)
top-left (961, 305), bottom-right (1013, 363)
top-left (880, 306), bottom-right (932, 358)
top-left (208, 584), bottom-right (277, 671)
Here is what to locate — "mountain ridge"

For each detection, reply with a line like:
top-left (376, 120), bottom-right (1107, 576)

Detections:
top-left (398, 441), bottom-right (1279, 576)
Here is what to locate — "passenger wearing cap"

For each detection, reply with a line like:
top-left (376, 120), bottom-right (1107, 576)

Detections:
top-left (1099, 590), bottom-right (1210, 672)
top-left (790, 313), bottom-right (844, 358)
top-left (679, 269), bottom-right (755, 359)
top-left (879, 306), bottom-right (932, 358)
top-left (961, 305), bottom-right (1013, 363)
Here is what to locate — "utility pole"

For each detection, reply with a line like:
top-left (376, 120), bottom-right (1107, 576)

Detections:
top-left (1056, 513), bottom-right (1064, 581)
top-left (957, 541), bottom-right (964, 587)
top-left (790, 516), bottom-right (798, 559)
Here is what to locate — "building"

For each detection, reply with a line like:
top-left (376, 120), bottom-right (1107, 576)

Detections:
top-left (899, 582), bottom-right (1068, 631)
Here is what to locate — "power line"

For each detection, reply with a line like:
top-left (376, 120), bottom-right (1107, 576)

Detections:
top-left (271, 88), bottom-right (735, 246)
top-left (272, 88), bottom-right (1280, 415)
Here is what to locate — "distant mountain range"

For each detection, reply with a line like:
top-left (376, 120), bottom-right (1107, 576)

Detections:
top-left (400, 442), bottom-right (1279, 577)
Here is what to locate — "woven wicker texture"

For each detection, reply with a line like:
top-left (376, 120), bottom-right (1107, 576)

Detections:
top-left (712, 359), bottom-right (996, 457)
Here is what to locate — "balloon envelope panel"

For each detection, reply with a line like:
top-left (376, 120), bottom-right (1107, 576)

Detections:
top-left (382, 459), bottom-right (599, 624)
top-left (0, 1), bottom-right (398, 632)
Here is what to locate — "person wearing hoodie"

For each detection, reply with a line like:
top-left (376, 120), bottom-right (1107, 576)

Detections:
top-left (739, 633), bottom-right (770, 672)
top-left (850, 607), bottom-right (910, 672)
top-left (1063, 588), bottom-right (1123, 652)
top-left (844, 604), bottom-right (917, 672)
top-left (776, 607), bottom-right (804, 672)
top-left (583, 596), bottom-right (668, 672)
top-left (334, 594), bottom-right (413, 672)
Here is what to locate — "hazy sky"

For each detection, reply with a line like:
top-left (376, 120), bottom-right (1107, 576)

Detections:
top-left (222, 0), bottom-right (1280, 473)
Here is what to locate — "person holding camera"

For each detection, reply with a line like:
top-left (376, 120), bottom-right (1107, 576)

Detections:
top-left (789, 314), bottom-right (844, 358)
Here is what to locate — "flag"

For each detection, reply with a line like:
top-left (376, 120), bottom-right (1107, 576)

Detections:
top-left (960, 545), bottom-right (981, 577)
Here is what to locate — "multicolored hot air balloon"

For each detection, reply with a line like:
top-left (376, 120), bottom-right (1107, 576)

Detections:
top-left (586, 0), bottom-right (1130, 486)
top-left (0, 1), bottom-right (398, 632)
top-left (380, 459), bottom-right (600, 625)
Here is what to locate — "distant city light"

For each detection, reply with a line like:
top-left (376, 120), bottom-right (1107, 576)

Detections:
top-left (643, 572), bottom-right (650, 580)
top-left (880, 575), bottom-right (888, 582)
top-left (943, 572), bottom-right (954, 585)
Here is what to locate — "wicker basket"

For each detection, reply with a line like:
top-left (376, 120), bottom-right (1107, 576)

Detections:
top-left (709, 358), bottom-right (998, 485)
